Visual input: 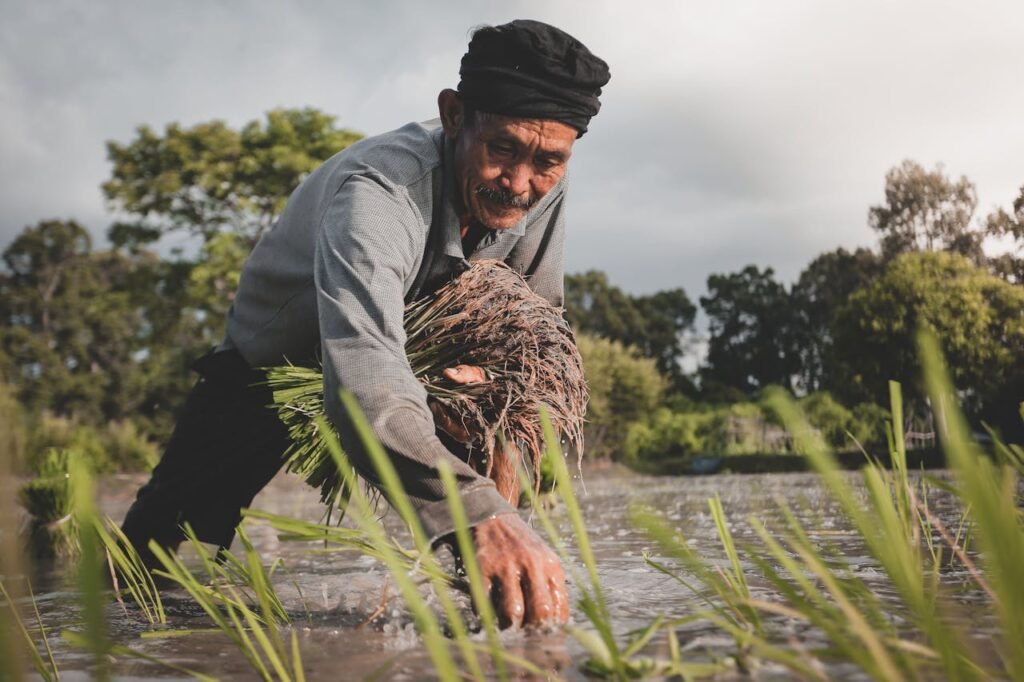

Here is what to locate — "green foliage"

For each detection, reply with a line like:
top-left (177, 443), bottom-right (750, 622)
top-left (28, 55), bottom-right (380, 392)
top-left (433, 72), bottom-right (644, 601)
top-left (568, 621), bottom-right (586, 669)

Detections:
top-left (623, 408), bottom-right (710, 463)
top-left (833, 251), bottom-right (1024, 437)
top-left (624, 391), bottom-right (889, 463)
top-left (790, 248), bottom-right (882, 393)
top-left (699, 265), bottom-right (798, 395)
top-left (148, 526), bottom-right (299, 682)
top-left (102, 419), bottom-right (160, 472)
top-left (576, 333), bottom-right (666, 458)
top-left (565, 271), bottom-right (696, 391)
top-left (798, 392), bottom-right (886, 449)
top-left (103, 108), bottom-right (363, 246)
top-left (18, 448), bottom-right (78, 559)
top-left (26, 414), bottom-right (157, 474)
top-left (183, 232), bottom-right (251, 345)
top-left (0, 220), bottom-right (194, 438)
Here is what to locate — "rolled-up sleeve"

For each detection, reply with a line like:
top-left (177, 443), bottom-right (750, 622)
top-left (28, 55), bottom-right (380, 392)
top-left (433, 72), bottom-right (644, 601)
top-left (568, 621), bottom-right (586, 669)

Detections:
top-left (314, 174), bottom-right (515, 540)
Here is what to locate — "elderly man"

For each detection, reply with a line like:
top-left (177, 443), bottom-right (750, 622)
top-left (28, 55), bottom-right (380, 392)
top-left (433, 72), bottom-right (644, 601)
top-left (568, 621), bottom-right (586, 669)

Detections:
top-left (121, 19), bottom-right (610, 628)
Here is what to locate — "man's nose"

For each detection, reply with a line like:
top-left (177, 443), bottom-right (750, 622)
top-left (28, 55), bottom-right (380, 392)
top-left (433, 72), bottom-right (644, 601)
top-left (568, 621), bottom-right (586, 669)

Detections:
top-left (499, 163), bottom-right (531, 197)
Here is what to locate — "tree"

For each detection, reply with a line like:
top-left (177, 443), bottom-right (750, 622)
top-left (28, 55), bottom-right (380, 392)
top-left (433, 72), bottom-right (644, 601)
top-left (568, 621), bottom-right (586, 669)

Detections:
top-left (869, 160), bottom-right (982, 261)
top-left (0, 221), bottom-right (202, 439)
top-left (0, 221), bottom-right (144, 423)
top-left (103, 108), bottom-right (363, 247)
top-left (699, 265), bottom-right (798, 395)
top-left (985, 184), bottom-right (1024, 285)
top-left (832, 251), bottom-right (1024, 439)
top-left (789, 248), bottom-right (882, 392)
top-left (564, 270), bottom-right (696, 391)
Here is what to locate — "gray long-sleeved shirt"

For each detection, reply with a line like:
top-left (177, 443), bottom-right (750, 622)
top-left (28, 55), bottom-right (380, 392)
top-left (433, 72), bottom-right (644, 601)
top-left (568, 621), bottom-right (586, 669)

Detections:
top-left (221, 120), bottom-right (567, 539)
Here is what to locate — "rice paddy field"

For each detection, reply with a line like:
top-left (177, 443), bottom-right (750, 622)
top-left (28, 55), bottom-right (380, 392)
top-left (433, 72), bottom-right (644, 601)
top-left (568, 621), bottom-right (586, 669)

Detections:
top-left (4, 465), bottom-right (1010, 681)
top-left (3, 340), bottom-right (1023, 681)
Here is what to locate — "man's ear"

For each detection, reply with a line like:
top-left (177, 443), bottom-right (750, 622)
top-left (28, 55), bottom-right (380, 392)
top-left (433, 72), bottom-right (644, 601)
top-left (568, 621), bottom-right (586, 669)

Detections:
top-left (437, 89), bottom-right (465, 139)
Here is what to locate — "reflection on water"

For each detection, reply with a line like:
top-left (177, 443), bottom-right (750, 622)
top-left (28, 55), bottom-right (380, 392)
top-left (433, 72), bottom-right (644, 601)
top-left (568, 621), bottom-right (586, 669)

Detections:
top-left (23, 467), bottom-right (990, 680)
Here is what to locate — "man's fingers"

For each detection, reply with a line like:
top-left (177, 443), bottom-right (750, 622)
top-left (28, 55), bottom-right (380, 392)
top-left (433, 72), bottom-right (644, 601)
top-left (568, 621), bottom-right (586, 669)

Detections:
top-left (443, 364), bottom-right (488, 385)
top-left (492, 574), bottom-right (526, 629)
top-left (522, 561), bottom-right (568, 626)
top-left (522, 574), bottom-right (555, 625)
top-left (472, 514), bottom-right (569, 629)
top-left (429, 399), bottom-right (472, 442)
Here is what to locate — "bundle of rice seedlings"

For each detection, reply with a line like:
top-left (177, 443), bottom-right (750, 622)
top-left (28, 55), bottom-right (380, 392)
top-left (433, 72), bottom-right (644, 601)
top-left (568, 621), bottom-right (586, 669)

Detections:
top-left (18, 447), bottom-right (78, 559)
top-left (267, 259), bottom-right (588, 508)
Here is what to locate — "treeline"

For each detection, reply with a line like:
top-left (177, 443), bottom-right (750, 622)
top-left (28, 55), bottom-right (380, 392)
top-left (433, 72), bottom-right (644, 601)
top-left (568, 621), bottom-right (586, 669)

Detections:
top-left (567, 160), bottom-right (1024, 461)
top-left (1, 109), bottom-right (1022, 473)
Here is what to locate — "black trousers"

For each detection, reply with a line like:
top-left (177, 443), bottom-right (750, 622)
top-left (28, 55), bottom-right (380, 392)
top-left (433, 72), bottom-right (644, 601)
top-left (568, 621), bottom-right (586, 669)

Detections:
top-left (120, 349), bottom-right (291, 567)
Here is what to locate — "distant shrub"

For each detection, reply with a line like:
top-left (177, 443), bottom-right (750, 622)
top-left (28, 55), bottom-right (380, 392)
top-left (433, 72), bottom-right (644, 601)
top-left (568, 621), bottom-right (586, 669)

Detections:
top-left (26, 413), bottom-right (157, 474)
top-left (798, 392), bottom-right (856, 448)
top-left (624, 408), bottom-right (711, 463)
top-left (577, 334), bottom-right (666, 459)
top-left (848, 402), bottom-right (889, 447)
top-left (104, 419), bottom-right (159, 471)
top-left (700, 403), bottom-right (792, 455)
top-left (623, 390), bottom-right (892, 464)
top-left (798, 392), bottom-right (888, 450)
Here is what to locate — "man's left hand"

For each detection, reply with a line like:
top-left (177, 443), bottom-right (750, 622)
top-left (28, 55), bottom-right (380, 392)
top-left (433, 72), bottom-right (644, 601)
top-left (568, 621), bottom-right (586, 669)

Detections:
top-left (438, 364), bottom-right (568, 626)
top-left (471, 513), bottom-right (570, 628)
top-left (431, 365), bottom-right (489, 442)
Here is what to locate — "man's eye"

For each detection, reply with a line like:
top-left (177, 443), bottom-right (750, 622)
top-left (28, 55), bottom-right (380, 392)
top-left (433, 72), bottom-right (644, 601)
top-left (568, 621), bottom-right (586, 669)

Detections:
top-left (489, 142), bottom-right (515, 156)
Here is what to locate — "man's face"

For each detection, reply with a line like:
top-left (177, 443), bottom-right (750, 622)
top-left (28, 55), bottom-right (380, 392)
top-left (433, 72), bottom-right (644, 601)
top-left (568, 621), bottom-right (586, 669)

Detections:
top-left (451, 112), bottom-right (577, 231)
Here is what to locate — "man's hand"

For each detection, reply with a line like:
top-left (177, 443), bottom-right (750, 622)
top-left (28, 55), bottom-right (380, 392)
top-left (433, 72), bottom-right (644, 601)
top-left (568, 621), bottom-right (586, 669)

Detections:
top-left (435, 364), bottom-right (566, 625)
top-left (430, 364), bottom-right (489, 442)
top-left (443, 364), bottom-right (487, 385)
top-left (471, 513), bottom-right (569, 628)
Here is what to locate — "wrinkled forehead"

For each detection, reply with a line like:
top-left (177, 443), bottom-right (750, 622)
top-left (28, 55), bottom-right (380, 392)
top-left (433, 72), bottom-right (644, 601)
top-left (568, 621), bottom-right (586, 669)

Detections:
top-left (468, 111), bottom-right (577, 151)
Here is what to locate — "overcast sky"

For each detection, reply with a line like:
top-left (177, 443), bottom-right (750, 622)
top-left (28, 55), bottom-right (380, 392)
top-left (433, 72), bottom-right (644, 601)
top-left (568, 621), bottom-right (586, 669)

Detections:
top-left (2, 0), bottom-right (1022, 299)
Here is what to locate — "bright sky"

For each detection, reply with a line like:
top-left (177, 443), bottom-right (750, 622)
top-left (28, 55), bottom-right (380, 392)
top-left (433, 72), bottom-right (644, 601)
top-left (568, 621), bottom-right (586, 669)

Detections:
top-left (2, 0), bottom-right (1022, 299)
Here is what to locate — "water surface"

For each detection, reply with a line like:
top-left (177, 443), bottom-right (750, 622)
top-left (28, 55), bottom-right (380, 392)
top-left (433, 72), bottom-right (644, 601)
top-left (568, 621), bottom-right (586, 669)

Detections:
top-left (24, 466), bottom-right (988, 680)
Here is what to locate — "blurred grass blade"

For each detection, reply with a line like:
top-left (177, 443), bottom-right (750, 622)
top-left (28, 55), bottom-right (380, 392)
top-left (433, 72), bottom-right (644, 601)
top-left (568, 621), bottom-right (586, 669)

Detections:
top-left (68, 456), bottom-right (111, 680)
top-left (318, 409), bottom-right (463, 682)
top-left (918, 329), bottom-right (1024, 679)
top-left (438, 460), bottom-right (507, 681)
top-left (93, 517), bottom-right (165, 624)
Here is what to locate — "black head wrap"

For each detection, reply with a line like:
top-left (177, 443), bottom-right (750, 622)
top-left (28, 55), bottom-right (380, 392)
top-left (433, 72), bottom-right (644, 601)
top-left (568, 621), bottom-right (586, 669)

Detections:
top-left (457, 19), bottom-right (610, 137)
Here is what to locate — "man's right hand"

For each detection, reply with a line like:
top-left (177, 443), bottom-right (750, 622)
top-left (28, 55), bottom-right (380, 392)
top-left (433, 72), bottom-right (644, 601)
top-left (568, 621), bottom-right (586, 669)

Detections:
top-left (470, 513), bottom-right (570, 629)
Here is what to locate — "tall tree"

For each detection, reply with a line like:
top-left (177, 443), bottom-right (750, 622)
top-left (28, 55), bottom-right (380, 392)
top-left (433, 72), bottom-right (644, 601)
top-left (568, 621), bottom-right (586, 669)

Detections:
top-left (789, 248), bottom-right (882, 392)
top-left (564, 271), bottom-right (696, 391)
top-left (832, 251), bottom-right (1024, 439)
top-left (0, 220), bottom-right (202, 438)
top-left (699, 265), bottom-right (798, 395)
top-left (0, 221), bottom-right (143, 423)
top-left (103, 108), bottom-right (363, 247)
top-left (985, 184), bottom-right (1024, 285)
top-left (869, 160), bottom-right (982, 261)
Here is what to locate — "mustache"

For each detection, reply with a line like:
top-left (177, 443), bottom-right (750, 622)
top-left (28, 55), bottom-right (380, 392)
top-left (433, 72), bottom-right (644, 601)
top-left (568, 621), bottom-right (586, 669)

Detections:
top-left (474, 185), bottom-right (536, 210)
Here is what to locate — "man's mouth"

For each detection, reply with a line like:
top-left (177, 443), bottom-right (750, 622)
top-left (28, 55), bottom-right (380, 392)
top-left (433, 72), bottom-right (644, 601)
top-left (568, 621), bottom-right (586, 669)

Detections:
top-left (475, 185), bottom-right (535, 210)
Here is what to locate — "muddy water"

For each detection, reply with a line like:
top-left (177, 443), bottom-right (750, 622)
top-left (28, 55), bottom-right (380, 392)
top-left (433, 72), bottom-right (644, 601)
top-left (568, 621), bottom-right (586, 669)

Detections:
top-left (24, 467), bottom-right (985, 680)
